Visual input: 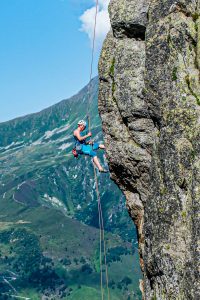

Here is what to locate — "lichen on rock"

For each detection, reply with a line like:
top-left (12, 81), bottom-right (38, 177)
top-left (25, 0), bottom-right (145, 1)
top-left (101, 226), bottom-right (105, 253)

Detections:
top-left (98, 0), bottom-right (200, 299)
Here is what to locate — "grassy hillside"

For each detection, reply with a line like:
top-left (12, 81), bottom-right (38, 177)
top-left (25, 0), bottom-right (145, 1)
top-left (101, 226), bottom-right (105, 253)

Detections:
top-left (0, 78), bottom-right (142, 299)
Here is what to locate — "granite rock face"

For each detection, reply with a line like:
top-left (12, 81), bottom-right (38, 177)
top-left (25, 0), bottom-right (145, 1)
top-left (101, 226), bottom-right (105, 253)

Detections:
top-left (98, 0), bottom-right (200, 299)
top-left (109, 0), bottom-right (149, 39)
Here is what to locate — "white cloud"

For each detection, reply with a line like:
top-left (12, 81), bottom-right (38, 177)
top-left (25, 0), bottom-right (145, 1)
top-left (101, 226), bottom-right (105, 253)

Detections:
top-left (80, 0), bottom-right (111, 48)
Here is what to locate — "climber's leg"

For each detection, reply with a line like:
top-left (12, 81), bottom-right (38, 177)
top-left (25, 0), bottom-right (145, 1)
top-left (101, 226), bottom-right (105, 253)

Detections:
top-left (93, 156), bottom-right (104, 171)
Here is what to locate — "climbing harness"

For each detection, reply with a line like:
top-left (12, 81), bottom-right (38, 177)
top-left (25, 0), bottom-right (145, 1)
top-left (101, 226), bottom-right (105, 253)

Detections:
top-left (86, 0), bottom-right (110, 299)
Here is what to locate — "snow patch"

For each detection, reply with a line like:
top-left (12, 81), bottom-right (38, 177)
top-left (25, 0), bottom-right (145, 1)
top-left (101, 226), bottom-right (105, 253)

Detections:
top-left (43, 194), bottom-right (67, 211)
top-left (109, 213), bottom-right (113, 221)
top-left (56, 124), bottom-right (70, 134)
top-left (1, 141), bottom-right (24, 151)
top-left (59, 143), bottom-right (72, 151)
top-left (57, 136), bottom-right (70, 143)
top-left (43, 123), bottom-right (70, 140)
top-left (77, 204), bottom-right (81, 210)
top-left (5, 142), bottom-right (15, 149)
top-left (32, 139), bottom-right (43, 146)
top-left (44, 130), bottom-right (55, 139)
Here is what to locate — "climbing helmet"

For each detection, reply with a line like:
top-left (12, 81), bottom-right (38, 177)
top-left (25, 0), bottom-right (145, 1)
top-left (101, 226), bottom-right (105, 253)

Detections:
top-left (78, 120), bottom-right (86, 127)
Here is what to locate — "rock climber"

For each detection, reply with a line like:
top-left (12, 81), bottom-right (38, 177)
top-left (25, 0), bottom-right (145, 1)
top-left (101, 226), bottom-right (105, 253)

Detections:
top-left (73, 120), bottom-right (108, 173)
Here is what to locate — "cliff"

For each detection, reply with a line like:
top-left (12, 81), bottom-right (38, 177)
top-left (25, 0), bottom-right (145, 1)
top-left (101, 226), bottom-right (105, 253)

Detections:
top-left (98, 0), bottom-right (200, 299)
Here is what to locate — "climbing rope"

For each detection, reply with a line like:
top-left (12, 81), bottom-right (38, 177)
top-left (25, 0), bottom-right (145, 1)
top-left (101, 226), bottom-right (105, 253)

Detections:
top-left (94, 167), bottom-right (110, 300)
top-left (86, 0), bottom-right (110, 299)
top-left (86, 0), bottom-right (99, 121)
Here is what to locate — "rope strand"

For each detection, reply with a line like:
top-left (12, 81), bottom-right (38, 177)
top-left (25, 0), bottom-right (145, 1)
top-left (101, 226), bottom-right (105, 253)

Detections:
top-left (94, 167), bottom-right (110, 300)
top-left (96, 170), bottom-right (104, 300)
top-left (86, 0), bottom-right (110, 299)
top-left (87, 0), bottom-right (99, 118)
top-left (99, 202), bottom-right (110, 300)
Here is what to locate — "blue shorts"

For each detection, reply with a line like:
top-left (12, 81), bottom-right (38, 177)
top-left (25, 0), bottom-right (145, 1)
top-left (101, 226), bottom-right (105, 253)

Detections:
top-left (81, 143), bottom-right (99, 158)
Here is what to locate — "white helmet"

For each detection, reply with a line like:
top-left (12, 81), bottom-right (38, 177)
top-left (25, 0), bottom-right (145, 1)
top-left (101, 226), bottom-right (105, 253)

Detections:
top-left (78, 120), bottom-right (86, 127)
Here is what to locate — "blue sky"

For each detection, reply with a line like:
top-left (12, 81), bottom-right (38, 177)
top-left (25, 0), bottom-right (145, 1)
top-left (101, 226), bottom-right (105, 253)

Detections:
top-left (0, 0), bottom-right (110, 122)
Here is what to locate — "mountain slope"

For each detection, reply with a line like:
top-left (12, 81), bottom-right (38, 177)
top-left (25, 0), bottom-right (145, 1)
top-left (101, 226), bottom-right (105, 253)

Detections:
top-left (0, 78), bottom-right (142, 299)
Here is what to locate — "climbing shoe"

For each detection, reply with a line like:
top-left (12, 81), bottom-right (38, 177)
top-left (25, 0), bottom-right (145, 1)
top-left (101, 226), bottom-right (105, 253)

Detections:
top-left (99, 169), bottom-right (109, 173)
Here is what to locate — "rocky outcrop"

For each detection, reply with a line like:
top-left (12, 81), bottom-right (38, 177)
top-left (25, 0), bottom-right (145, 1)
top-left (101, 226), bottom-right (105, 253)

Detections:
top-left (98, 0), bottom-right (200, 299)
